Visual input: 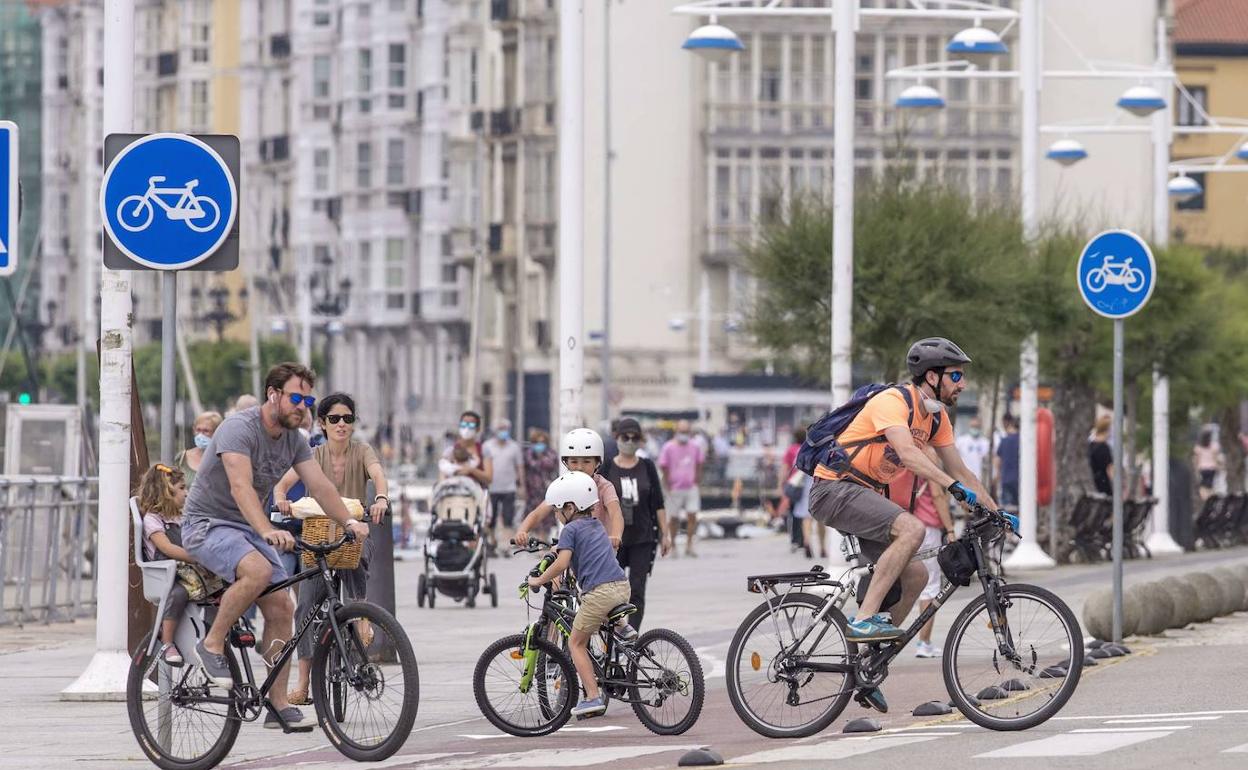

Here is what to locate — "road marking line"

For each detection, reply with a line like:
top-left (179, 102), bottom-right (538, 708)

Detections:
top-left (1054, 708), bottom-right (1248, 720)
top-left (1104, 716), bottom-right (1222, 724)
top-left (459, 734), bottom-right (511, 741)
top-left (557, 725), bottom-right (628, 734)
top-left (427, 744), bottom-right (697, 768)
top-left (975, 729), bottom-right (1176, 757)
top-left (1222, 742), bottom-right (1248, 753)
top-left (731, 735), bottom-right (940, 764)
top-left (1071, 726), bottom-right (1191, 733)
top-left (695, 647), bottom-right (724, 680)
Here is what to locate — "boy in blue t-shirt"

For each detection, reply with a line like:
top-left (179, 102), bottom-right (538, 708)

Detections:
top-left (527, 472), bottom-right (634, 718)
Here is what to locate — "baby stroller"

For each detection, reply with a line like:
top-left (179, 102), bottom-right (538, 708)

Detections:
top-left (418, 477), bottom-right (497, 608)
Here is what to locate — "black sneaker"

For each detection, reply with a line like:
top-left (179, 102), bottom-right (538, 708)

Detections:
top-left (264, 705), bottom-right (315, 732)
top-left (855, 686), bottom-right (889, 714)
top-left (194, 641), bottom-right (233, 689)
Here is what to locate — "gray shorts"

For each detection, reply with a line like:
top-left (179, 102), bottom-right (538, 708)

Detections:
top-left (182, 516), bottom-right (290, 586)
top-left (667, 487), bottom-right (701, 515)
top-left (808, 478), bottom-right (904, 562)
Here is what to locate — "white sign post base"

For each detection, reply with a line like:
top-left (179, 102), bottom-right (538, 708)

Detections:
top-left (60, 651), bottom-right (131, 702)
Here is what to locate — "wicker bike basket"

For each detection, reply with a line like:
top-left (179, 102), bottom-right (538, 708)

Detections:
top-left (300, 516), bottom-right (364, 569)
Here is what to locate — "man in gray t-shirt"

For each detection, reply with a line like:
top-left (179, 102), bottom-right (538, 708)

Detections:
top-left (181, 363), bottom-right (369, 731)
top-left (483, 419), bottom-right (525, 546)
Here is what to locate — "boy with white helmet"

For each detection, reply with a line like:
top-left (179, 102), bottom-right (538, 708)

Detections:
top-left (528, 471), bottom-right (634, 718)
top-left (514, 428), bottom-right (624, 549)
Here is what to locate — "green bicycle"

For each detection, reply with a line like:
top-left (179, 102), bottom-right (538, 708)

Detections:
top-left (472, 538), bottom-right (705, 737)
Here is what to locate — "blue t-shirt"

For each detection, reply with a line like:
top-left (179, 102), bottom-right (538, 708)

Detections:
top-left (557, 515), bottom-right (626, 594)
top-left (997, 432), bottom-right (1021, 485)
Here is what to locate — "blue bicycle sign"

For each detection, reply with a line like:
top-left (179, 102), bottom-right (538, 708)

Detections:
top-left (100, 133), bottom-right (236, 270)
top-left (1077, 230), bottom-right (1156, 320)
top-left (116, 176), bottom-right (221, 234)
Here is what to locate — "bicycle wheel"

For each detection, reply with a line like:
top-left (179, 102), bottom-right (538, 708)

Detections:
top-left (117, 195), bottom-right (154, 232)
top-left (310, 602), bottom-right (419, 761)
top-left (627, 628), bottom-right (705, 735)
top-left (186, 196), bottom-right (221, 233)
top-left (126, 632), bottom-right (241, 770)
top-left (726, 592), bottom-right (856, 738)
top-left (474, 633), bottom-right (577, 737)
top-left (944, 582), bottom-right (1083, 731)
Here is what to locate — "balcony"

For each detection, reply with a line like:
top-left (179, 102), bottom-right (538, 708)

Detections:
top-left (258, 135), bottom-right (290, 163)
top-left (490, 109), bottom-right (518, 137)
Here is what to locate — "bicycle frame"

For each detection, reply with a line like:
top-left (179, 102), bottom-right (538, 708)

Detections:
top-left (144, 179), bottom-right (203, 217)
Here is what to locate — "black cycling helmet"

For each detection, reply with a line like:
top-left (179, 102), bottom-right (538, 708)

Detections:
top-left (906, 337), bottom-right (972, 377)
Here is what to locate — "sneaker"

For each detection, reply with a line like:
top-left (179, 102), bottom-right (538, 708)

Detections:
top-left (264, 705), bottom-right (315, 732)
top-left (915, 641), bottom-right (942, 659)
top-left (194, 641), bottom-right (234, 688)
top-left (856, 687), bottom-right (889, 714)
top-left (845, 614), bottom-right (905, 642)
top-left (615, 622), bottom-right (638, 642)
top-left (571, 696), bottom-right (607, 718)
top-left (161, 644), bottom-right (184, 667)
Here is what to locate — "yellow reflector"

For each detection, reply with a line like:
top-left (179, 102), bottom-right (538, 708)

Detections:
top-left (510, 649), bottom-right (525, 659)
top-left (751, 651), bottom-right (762, 671)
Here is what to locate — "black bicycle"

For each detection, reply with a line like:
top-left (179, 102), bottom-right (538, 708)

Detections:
top-left (727, 503), bottom-right (1082, 737)
top-left (127, 530), bottom-right (419, 770)
top-left (472, 538), bottom-right (705, 737)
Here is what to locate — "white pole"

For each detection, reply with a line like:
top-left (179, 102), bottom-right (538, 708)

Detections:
top-left (697, 269), bottom-right (710, 373)
top-left (600, 0), bottom-right (613, 422)
top-left (1148, 14), bottom-right (1182, 556)
top-left (829, 0), bottom-right (856, 406)
top-left (1111, 319), bottom-right (1125, 642)
top-left (557, 0), bottom-right (585, 436)
top-left (62, 0), bottom-right (134, 700)
top-left (1005, 0), bottom-right (1054, 570)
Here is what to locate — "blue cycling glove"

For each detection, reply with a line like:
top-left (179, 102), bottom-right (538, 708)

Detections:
top-left (1002, 511), bottom-right (1020, 535)
top-left (947, 481), bottom-right (976, 506)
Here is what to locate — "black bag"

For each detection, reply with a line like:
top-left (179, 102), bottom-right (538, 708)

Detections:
top-left (434, 541), bottom-right (473, 572)
top-left (937, 540), bottom-right (977, 586)
top-left (857, 572), bottom-right (903, 614)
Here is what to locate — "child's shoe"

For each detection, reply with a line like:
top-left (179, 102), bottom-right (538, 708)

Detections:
top-left (161, 644), bottom-right (184, 667)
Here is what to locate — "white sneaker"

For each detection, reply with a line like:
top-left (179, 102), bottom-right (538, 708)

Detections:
top-left (915, 641), bottom-right (942, 659)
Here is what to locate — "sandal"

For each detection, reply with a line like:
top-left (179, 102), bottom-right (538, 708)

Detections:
top-left (287, 687), bottom-right (312, 706)
top-left (356, 621), bottom-right (375, 649)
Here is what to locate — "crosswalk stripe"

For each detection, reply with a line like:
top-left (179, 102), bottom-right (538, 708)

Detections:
top-left (731, 735), bottom-right (940, 764)
top-left (975, 729), bottom-right (1177, 758)
top-left (1053, 709), bottom-right (1248, 721)
top-left (431, 744), bottom-right (695, 768)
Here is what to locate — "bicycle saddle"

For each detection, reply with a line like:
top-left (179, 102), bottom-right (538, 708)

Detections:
top-left (607, 603), bottom-right (637, 624)
top-left (149, 175), bottom-right (166, 184)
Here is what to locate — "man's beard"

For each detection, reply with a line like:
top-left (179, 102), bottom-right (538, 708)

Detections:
top-left (280, 411), bottom-right (303, 429)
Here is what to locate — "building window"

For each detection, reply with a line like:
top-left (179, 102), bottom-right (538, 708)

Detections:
top-left (190, 0), bottom-right (211, 63)
top-left (358, 48), bottom-right (372, 93)
top-left (386, 238), bottom-right (406, 308)
top-left (386, 138), bottom-right (405, 186)
top-left (470, 49), bottom-right (479, 104)
top-left (389, 44), bottom-right (406, 89)
top-left (1177, 85), bottom-right (1208, 127)
top-left (358, 241), bottom-right (372, 295)
top-left (357, 142), bottom-right (372, 188)
top-left (1177, 172), bottom-right (1206, 211)
top-left (313, 148), bottom-right (330, 189)
top-left (189, 80), bottom-right (209, 129)
top-left (313, 0), bottom-right (331, 26)
top-left (312, 55), bottom-right (331, 99)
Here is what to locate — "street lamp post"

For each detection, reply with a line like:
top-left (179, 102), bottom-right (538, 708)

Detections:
top-left (558, 0), bottom-right (585, 436)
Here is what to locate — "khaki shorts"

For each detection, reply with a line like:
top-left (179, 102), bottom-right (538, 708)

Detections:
top-left (809, 478), bottom-right (904, 563)
top-left (667, 487), bottom-right (701, 515)
top-left (573, 580), bottom-right (631, 634)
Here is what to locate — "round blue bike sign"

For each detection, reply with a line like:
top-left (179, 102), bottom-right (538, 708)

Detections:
top-left (100, 133), bottom-right (237, 269)
top-left (1076, 229), bottom-right (1156, 319)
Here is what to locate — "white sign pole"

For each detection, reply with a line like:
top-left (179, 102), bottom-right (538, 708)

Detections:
top-left (1112, 319), bottom-right (1125, 643)
top-left (62, 0), bottom-right (135, 701)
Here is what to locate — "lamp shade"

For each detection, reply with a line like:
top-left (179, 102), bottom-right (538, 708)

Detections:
top-left (1117, 85), bottom-right (1166, 117)
top-left (946, 26), bottom-right (1008, 66)
top-left (1167, 175), bottom-right (1202, 201)
top-left (895, 84), bottom-right (945, 110)
top-left (1237, 141), bottom-right (1248, 161)
top-left (682, 24), bottom-right (744, 62)
top-left (1046, 138), bottom-right (1088, 166)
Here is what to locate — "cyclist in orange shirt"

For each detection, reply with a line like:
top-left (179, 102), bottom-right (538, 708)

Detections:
top-left (809, 338), bottom-right (997, 683)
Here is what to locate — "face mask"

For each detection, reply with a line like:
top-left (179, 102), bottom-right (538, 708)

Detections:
top-left (676, 432), bottom-right (690, 444)
top-left (922, 398), bottom-right (945, 415)
top-left (497, 430), bottom-right (510, 442)
top-left (459, 426), bottom-right (477, 440)
top-left (193, 433), bottom-right (211, 450)
top-left (533, 442), bottom-right (547, 453)
top-left (618, 439), bottom-right (639, 456)
top-left (970, 428), bottom-right (982, 438)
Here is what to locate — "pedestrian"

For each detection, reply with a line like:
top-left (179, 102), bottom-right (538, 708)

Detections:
top-left (888, 461), bottom-right (955, 659)
top-left (226, 393), bottom-right (259, 417)
top-left (1088, 415), bottom-right (1113, 496)
top-left (955, 417), bottom-right (990, 487)
top-left (603, 417), bottom-right (671, 631)
top-left (272, 392), bottom-right (390, 707)
top-left (523, 428), bottom-right (560, 536)
top-left (993, 415), bottom-right (1021, 508)
top-left (137, 462), bottom-right (194, 666)
top-left (175, 410), bottom-right (223, 488)
top-left (658, 419), bottom-right (705, 558)
top-left (1193, 427), bottom-right (1225, 501)
top-left (484, 419), bottom-right (525, 553)
top-left (440, 410), bottom-right (493, 489)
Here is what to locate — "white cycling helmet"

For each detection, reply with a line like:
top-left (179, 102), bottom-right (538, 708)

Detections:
top-left (559, 428), bottom-right (604, 462)
top-left (545, 471), bottom-right (599, 512)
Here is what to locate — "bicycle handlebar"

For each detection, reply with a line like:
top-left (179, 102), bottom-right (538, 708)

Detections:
top-left (966, 502), bottom-right (1020, 537)
top-left (509, 537), bottom-right (559, 554)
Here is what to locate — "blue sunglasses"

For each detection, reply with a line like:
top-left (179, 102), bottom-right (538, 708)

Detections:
top-left (282, 391), bottom-right (316, 410)
top-left (946, 370), bottom-right (964, 383)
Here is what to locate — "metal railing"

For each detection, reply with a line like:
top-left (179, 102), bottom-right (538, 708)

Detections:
top-left (0, 477), bottom-right (98, 626)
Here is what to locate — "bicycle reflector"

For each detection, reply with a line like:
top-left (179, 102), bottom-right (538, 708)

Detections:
top-left (751, 651), bottom-right (762, 671)
top-left (510, 649), bottom-right (525, 660)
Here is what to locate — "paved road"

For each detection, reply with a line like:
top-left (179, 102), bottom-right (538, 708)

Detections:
top-left (3, 528), bottom-right (1248, 769)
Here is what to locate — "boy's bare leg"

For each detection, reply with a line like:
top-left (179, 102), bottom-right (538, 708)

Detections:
top-left (569, 629), bottom-right (599, 701)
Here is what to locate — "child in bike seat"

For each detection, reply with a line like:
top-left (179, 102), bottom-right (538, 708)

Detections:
top-left (138, 463), bottom-right (194, 666)
top-left (527, 472), bottom-right (635, 719)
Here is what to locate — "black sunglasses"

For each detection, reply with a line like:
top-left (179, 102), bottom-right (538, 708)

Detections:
top-left (325, 414), bottom-right (356, 425)
top-left (618, 433), bottom-right (641, 441)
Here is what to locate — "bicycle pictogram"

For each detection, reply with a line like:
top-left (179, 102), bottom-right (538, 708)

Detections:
top-left (116, 175), bottom-right (221, 234)
top-left (1084, 253), bottom-right (1146, 294)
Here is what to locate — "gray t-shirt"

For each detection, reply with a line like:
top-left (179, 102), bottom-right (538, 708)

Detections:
top-left (483, 439), bottom-right (523, 493)
top-left (557, 515), bottom-right (626, 594)
top-left (183, 406), bottom-right (313, 526)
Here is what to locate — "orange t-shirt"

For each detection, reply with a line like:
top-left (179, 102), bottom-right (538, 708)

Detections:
top-left (813, 384), bottom-right (954, 486)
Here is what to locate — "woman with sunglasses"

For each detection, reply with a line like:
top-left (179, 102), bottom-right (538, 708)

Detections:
top-left (602, 417), bottom-right (672, 631)
top-left (273, 392), bottom-right (390, 706)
